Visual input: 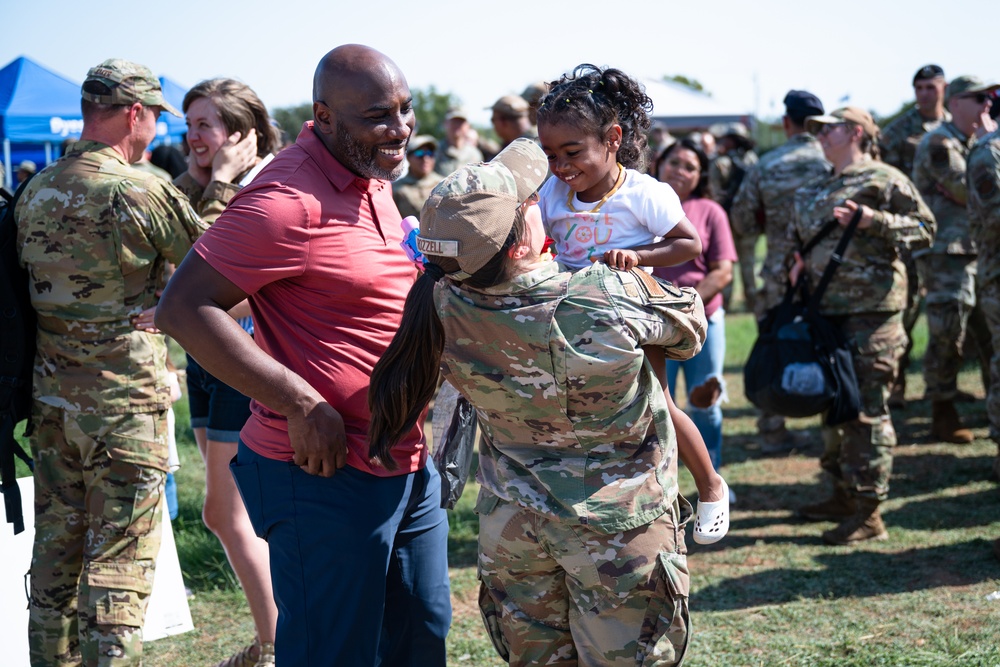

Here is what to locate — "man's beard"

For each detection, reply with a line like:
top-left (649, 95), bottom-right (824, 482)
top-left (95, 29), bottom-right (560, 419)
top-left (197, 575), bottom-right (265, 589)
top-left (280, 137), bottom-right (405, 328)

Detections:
top-left (336, 122), bottom-right (406, 181)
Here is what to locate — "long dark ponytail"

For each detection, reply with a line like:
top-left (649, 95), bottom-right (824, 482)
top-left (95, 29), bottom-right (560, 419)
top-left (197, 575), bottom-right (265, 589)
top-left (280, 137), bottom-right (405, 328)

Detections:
top-left (367, 208), bottom-right (527, 469)
top-left (367, 270), bottom-right (444, 470)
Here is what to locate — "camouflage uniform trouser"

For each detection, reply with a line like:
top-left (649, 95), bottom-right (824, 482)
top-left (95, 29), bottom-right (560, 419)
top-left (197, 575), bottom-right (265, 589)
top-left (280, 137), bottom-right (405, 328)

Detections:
top-left (919, 254), bottom-right (991, 400)
top-left (982, 278), bottom-right (1000, 442)
top-left (29, 402), bottom-right (168, 667)
top-left (477, 493), bottom-right (690, 667)
top-left (820, 312), bottom-right (906, 501)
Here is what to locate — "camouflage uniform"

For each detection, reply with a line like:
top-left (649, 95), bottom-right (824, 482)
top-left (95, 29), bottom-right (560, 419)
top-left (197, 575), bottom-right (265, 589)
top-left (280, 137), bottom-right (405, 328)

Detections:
top-left (792, 157), bottom-right (934, 501)
top-left (710, 149), bottom-right (759, 315)
top-left (433, 141), bottom-right (483, 178)
top-left (173, 171), bottom-right (241, 225)
top-left (912, 122), bottom-right (992, 401)
top-left (16, 140), bottom-right (205, 666)
top-left (392, 170), bottom-right (443, 220)
top-left (732, 134), bottom-right (830, 318)
top-left (731, 134), bottom-right (830, 440)
top-left (879, 108), bottom-right (950, 395)
top-left (879, 107), bottom-right (950, 178)
top-left (966, 128), bottom-right (1000, 454)
top-left (436, 260), bottom-right (705, 666)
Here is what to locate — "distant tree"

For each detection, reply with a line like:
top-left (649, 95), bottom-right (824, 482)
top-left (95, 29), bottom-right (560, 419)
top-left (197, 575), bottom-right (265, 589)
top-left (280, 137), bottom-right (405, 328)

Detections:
top-left (412, 85), bottom-right (459, 139)
top-left (271, 103), bottom-right (312, 143)
top-left (875, 101), bottom-right (914, 129)
top-left (664, 74), bottom-right (710, 96)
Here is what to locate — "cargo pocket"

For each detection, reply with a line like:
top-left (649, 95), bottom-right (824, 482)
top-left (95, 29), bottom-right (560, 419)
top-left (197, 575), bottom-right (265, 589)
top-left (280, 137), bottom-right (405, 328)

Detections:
top-left (229, 454), bottom-right (267, 539)
top-left (87, 561), bottom-right (153, 627)
top-left (637, 551), bottom-right (690, 667)
top-left (478, 580), bottom-right (511, 661)
top-left (99, 456), bottom-right (165, 539)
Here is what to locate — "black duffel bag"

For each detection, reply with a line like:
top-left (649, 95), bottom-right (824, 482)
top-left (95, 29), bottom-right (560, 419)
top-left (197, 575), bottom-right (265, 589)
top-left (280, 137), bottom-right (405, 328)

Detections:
top-left (744, 210), bottom-right (862, 426)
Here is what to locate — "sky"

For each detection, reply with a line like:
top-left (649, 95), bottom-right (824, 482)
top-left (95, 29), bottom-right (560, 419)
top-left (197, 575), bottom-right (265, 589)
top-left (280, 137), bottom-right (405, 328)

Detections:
top-left (2, 0), bottom-right (995, 129)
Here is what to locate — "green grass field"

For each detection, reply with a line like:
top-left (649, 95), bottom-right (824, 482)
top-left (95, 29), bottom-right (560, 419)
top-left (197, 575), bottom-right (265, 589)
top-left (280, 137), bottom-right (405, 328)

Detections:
top-left (17, 284), bottom-right (1000, 666)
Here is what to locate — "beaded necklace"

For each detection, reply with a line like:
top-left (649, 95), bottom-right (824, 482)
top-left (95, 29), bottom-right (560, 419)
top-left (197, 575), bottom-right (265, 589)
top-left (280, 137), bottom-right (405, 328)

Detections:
top-left (565, 162), bottom-right (626, 214)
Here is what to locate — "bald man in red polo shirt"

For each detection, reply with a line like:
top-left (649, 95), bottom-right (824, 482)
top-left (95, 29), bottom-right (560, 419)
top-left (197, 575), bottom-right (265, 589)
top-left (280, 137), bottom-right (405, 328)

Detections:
top-left (157, 45), bottom-right (450, 666)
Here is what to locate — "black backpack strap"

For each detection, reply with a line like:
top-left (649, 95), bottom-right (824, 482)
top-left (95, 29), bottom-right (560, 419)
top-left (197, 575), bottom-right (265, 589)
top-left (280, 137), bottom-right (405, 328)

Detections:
top-left (0, 175), bottom-right (35, 535)
top-left (800, 218), bottom-right (839, 256)
top-left (1, 414), bottom-right (27, 534)
top-left (808, 206), bottom-right (865, 311)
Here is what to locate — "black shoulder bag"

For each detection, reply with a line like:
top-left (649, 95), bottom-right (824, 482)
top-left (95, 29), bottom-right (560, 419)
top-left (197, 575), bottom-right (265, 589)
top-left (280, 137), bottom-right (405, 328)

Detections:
top-left (744, 208), bottom-right (863, 425)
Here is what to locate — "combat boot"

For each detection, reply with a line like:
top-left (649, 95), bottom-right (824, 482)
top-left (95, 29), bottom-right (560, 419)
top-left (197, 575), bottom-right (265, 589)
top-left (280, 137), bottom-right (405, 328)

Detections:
top-left (931, 400), bottom-right (974, 444)
top-left (798, 482), bottom-right (855, 521)
top-left (760, 427), bottom-right (810, 455)
top-left (822, 499), bottom-right (887, 545)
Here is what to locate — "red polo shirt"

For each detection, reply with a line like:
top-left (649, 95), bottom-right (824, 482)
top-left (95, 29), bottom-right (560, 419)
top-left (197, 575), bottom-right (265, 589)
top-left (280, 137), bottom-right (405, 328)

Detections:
top-left (194, 122), bottom-right (425, 475)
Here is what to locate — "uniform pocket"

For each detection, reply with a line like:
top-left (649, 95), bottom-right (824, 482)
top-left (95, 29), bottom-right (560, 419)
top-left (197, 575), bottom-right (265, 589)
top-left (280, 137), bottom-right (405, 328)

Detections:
top-left (99, 456), bottom-right (165, 539)
top-left (637, 551), bottom-right (690, 667)
top-left (477, 580), bottom-right (511, 661)
top-left (87, 561), bottom-right (153, 627)
top-left (104, 411), bottom-right (170, 472)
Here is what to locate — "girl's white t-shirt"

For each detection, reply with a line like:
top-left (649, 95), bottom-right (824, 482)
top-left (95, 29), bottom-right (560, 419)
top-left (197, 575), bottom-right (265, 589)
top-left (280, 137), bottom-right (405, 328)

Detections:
top-left (539, 168), bottom-right (686, 270)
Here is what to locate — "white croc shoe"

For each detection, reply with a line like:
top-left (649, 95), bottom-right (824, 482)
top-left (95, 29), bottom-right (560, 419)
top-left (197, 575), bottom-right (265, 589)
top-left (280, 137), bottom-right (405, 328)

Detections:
top-left (693, 478), bottom-right (730, 545)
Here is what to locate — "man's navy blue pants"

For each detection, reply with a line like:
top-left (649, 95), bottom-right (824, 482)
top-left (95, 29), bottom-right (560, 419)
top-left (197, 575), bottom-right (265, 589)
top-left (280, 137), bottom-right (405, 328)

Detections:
top-left (232, 441), bottom-right (451, 666)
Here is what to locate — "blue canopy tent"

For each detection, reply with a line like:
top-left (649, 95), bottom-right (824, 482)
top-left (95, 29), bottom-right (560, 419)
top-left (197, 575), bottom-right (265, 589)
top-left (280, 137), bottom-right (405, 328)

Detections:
top-left (154, 76), bottom-right (188, 148)
top-left (0, 56), bottom-right (83, 189)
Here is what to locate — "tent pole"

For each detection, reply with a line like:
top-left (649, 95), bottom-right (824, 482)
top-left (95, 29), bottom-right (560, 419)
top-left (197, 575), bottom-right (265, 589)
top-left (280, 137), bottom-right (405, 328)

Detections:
top-left (3, 139), bottom-right (11, 190)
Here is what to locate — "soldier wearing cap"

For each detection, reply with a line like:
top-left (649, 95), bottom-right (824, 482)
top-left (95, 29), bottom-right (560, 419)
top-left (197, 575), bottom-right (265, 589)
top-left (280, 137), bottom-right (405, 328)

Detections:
top-left (881, 65), bottom-right (951, 176)
top-left (369, 138), bottom-right (705, 666)
top-left (708, 121), bottom-right (759, 312)
top-left (966, 123), bottom-right (1000, 484)
top-left (912, 75), bottom-right (999, 443)
top-left (793, 107), bottom-right (934, 545)
top-left (16, 159), bottom-right (37, 184)
top-left (434, 106), bottom-right (485, 177)
top-left (14, 58), bottom-right (206, 665)
top-left (489, 94), bottom-right (536, 148)
top-left (879, 65), bottom-right (951, 407)
top-left (731, 90), bottom-right (831, 453)
top-left (392, 134), bottom-right (441, 219)
top-left (521, 80), bottom-right (549, 126)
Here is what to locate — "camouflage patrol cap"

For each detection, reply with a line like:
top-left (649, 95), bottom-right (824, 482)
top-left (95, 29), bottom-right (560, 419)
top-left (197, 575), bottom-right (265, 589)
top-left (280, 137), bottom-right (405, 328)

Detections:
top-left (489, 95), bottom-right (530, 118)
top-left (709, 122), bottom-right (750, 139)
top-left (406, 134), bottom-right (438, 154)
top-left (520, 81), bottom-right (550, 108)
top-left (946, 75), bottom-right (1000, 102)
top-left (806, 106), bottom-right (879, 140)
top-left (417, 138), bottom-right (547, 279)
top-left (82, 59), bottom-right (181, 117)
top-left (444, 106), bottom-right (469, 121)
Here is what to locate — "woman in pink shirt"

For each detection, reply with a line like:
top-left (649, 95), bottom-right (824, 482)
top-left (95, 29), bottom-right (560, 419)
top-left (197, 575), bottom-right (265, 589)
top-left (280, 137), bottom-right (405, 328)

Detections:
top-left (654, 138), bottom-right (738, 477)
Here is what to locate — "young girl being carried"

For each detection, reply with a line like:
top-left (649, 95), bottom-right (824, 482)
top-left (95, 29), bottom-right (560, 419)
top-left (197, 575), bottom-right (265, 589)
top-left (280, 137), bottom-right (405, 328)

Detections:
top-left (536, 63), bottom-right (729, 544)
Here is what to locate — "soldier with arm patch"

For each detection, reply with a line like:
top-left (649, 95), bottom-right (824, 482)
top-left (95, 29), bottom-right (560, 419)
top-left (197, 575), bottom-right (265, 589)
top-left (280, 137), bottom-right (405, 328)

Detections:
top-left (369, 139), bottom-right (706, 666)
top-left (911, 75), bottom-right (999, 443)
top-left (731, 90), bottom-right (831, 453)
top-left (966, 127), bottom-right (1000, 484)
top-left (14, 59), bottom-right (205, 666)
